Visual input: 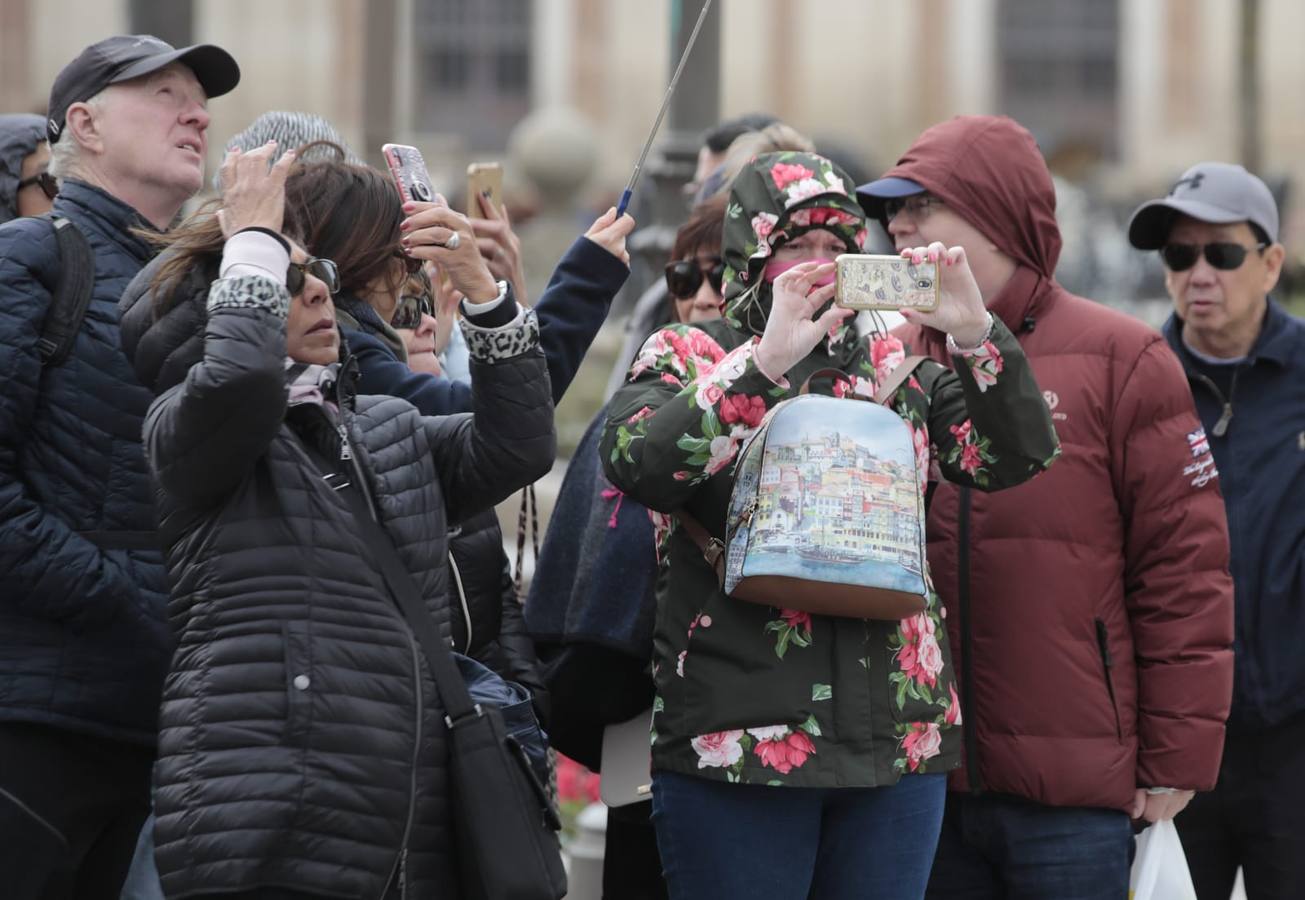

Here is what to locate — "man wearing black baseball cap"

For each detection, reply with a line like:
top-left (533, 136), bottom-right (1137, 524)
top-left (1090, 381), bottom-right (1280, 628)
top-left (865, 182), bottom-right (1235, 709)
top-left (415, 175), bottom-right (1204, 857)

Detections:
top-left (0, 34), bottom-right (238, 898)
top-left (1129, 165), bottom-right (1305, 900)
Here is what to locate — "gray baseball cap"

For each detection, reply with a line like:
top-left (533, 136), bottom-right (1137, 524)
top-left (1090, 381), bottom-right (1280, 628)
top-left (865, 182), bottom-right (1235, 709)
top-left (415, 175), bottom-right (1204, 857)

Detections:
top-left (1128, 162), bottom-right (1278, 249)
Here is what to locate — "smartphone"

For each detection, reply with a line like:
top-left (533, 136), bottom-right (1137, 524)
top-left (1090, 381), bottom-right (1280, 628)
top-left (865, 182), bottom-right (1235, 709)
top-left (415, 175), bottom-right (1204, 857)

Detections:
top-left (466, 162), bottom-right (504, 217)
top-left (382, 143), bottom-right (436, 205)
top-left (835, 253), bottom-right (940, 312)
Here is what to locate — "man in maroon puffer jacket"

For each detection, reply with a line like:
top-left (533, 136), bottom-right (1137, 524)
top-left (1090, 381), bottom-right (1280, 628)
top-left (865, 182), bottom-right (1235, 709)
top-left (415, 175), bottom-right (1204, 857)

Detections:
top-left (858, 116), bottom-right (1234, 899)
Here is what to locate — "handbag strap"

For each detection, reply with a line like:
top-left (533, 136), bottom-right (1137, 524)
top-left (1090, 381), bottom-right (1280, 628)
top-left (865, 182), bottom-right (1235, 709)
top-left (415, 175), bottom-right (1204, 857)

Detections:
top-left (332, 466), bottom-right (480, 725)
top-left (677, 355), bottom-right (928, 579)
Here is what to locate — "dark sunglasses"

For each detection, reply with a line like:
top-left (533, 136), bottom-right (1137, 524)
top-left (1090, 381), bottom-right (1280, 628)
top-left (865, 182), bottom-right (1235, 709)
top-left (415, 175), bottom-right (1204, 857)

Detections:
top-left (664, 257), bottom-right (725, 300)
top-left (17, 171), bottom-right (58, 200)
top-left (1160, 241), bottom-right (1267, 272)
top-left (390, 292), bottom-right (433, 330)
top-left (286, 257), bottom-right (340, 296)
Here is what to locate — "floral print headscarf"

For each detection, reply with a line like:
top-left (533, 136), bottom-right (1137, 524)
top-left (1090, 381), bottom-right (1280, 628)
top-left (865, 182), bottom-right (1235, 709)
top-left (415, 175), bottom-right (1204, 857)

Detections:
top-left (721, 151), bottom-right (868, 337)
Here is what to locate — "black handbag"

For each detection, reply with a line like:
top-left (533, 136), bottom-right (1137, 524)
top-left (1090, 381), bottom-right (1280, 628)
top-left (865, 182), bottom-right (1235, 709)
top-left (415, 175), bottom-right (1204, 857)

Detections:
top-left (335, 466), bottom-right (567, 900)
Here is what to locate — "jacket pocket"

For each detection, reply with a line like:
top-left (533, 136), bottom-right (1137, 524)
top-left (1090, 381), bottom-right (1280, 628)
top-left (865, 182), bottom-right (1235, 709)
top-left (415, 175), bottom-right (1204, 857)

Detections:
top-left (282, 621), bottom-right (314, 746)
top-left (1094, 618), bottom-right (1123, 742)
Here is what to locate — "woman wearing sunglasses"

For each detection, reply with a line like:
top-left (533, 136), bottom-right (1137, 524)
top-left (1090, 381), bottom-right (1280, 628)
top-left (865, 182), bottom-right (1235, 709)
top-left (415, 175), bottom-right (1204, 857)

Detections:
top-left (1, 113), bottom-right (54, 223)
top-left (117, 142), bottom-right (556, 900)
top-left (523, 197), bottom-right (728, 900)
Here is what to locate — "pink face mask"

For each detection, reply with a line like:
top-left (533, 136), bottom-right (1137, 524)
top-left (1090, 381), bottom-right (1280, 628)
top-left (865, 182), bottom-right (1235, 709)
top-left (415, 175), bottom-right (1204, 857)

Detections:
top-left (763, 257), bottom-right (838, 287)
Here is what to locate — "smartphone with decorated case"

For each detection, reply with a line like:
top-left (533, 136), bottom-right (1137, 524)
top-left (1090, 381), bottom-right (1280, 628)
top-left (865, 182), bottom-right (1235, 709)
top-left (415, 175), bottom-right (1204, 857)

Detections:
top-left (835, 253), bottom-right (939, 312)
top-left (381, 143), bottom-right (436, 205)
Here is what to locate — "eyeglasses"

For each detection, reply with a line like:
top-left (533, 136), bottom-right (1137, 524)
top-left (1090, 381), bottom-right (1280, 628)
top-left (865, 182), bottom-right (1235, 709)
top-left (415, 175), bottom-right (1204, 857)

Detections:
top-left (882, 195), bottom-right (944, 222)
top-left (664, 257), bottom-right (725, 300)
top-left (1159, 241), bottom-right (1268, 272)
top-left (390, 291), bottom-right (433, 330)
top-left (286, 257), bottom-right (340, 296)
top-left (17, 172), bottom-right (58, 200)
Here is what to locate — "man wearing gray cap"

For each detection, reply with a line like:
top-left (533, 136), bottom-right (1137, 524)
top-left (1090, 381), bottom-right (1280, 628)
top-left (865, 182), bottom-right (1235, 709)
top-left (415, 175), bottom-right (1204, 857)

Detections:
top-left (0, 34), bottom-right (238, 898)
top-left (1129, 163), bottom-right (1305, 900)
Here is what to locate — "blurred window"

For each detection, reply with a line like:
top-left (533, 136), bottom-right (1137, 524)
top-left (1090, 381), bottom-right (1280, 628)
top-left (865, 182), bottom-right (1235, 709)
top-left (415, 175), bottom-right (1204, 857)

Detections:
top-left (414, 0), bottom-right (533, 151)
top-left (997, 0), bottom-right (1119, 159)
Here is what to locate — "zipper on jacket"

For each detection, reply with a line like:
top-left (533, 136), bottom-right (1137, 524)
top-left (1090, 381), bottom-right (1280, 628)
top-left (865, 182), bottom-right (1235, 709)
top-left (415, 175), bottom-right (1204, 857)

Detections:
top-left (1191, 368), bottom-right (1240, 437)
top-left (1094, 618), bottom-right (1123, 742)
top-left (957, 487), bottom-right (983, 793)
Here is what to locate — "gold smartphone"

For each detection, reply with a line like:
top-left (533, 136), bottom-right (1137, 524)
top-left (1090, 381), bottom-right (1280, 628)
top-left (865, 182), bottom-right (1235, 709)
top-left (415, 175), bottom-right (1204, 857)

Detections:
top-left (466, 162), bottom-right (504, 217)
top-left (835, 253), bottom-right (940, 312)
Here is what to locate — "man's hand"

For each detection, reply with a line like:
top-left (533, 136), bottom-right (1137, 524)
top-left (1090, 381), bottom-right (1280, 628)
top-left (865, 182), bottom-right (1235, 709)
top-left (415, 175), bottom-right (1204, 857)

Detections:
top-left (216, 142), bottom-right (296, 238)
top-left (1132, 788), bottom-right (1195, 824)
top-left (469, 191), bottom-right (528, 305)
top-left (583, 207), bottom-right (635, 267)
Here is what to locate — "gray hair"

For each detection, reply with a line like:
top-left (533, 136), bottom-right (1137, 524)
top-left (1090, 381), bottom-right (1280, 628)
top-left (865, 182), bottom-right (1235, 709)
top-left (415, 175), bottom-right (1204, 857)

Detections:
top-left (47, 90), bottom-right (108, 184)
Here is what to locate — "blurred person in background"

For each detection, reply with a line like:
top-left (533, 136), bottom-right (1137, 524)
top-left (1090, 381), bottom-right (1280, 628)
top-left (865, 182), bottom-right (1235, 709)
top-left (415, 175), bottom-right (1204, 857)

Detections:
top-left (859, 115), bottom-right (1234, 900)
top-left (1129, 163), bottom-right (1305, 900)
top-left (525, 194), bottom-right (728, 900)
top-left (601, 150), bottom-right (1058, 900)
top-left (0, 113), bottom-right (54, 222)
top-left (0, 34), bottom-right (238, 899)
top-left (117, 141), bottom-right (554, 900)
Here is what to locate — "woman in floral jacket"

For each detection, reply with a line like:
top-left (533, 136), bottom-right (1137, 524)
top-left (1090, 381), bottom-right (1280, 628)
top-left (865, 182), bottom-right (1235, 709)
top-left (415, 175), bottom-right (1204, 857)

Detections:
top-left (600, 152), bottom-right (1060, 900)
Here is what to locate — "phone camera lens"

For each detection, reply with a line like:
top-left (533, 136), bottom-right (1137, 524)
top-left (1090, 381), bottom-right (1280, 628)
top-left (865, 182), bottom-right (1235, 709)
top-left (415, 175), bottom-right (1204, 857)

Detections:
top-left (411, 182), bottom-right (432, 202)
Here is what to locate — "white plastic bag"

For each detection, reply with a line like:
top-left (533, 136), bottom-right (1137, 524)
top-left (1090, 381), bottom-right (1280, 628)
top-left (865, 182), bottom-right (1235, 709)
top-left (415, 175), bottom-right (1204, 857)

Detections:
top-left (1129, 819), bottom-right (1198, 900)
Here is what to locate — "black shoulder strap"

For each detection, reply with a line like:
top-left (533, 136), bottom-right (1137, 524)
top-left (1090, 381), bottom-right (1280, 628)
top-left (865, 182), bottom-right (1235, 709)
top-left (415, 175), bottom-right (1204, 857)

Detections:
top-left (38, 214), bottom-right (96, 368)
top-left (332, 466), bottom-right (480, 724)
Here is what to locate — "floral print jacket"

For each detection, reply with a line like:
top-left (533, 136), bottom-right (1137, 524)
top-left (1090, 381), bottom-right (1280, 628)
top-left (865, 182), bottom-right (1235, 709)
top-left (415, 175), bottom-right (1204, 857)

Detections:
top-left (600, 317), bottom-right (1059, 788)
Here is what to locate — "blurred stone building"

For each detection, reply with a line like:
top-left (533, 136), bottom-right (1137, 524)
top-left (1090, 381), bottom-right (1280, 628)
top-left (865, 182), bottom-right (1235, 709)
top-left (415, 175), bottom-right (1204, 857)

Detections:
top-left (3, 0), bottom-right (1304, 205)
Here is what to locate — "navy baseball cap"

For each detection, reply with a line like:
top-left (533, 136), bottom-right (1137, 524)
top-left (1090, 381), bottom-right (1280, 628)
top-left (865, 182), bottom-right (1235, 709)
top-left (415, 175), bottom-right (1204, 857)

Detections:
top-left (1127, 162), bottom-right (1279, 249)
top-left (854, 176), bottom-right (926, 222)
top-left (47, 34), bottom-right (240, 144)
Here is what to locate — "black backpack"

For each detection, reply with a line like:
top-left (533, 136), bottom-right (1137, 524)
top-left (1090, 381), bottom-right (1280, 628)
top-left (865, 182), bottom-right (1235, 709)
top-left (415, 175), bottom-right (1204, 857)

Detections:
top-left (37, 213), bottom-right (95, 368)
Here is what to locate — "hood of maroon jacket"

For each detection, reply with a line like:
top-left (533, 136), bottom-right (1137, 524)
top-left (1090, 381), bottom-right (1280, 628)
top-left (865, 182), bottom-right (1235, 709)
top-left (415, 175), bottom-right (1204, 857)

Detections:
top-left (890, 116), bottom-right (1233, 811)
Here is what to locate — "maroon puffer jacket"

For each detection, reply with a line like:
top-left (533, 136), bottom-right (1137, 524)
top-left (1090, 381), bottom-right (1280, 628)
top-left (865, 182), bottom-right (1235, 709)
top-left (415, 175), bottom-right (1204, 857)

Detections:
top-left (887, 116), bottom-right (1234, 811)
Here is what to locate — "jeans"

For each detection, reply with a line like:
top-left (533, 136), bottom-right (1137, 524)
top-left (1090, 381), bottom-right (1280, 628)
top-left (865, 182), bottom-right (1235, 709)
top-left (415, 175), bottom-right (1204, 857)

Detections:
top-left (651, 770), bottom-right (946, 900)
top-left (925, 792), bottom-right (1133, 899)
top-left (1176, 714), bottom-right (1305, 900)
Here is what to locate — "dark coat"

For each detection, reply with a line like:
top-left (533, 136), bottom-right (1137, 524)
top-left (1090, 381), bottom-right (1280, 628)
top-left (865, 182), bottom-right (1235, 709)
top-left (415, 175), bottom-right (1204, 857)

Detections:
top-left (0, 179), bottom-right (171, 746)
top-left (1164, 300), bottom-right (1305, 733)
top-left (337, 234), bottom-right (630, 724)
top-left (884, 115), bottom-right (1234, 810)
top-left (127, 268), bottom-right (554, 898)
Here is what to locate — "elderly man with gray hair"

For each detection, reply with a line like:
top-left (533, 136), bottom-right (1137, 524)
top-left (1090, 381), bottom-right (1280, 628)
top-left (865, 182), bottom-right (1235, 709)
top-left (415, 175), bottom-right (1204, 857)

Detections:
top-left (0, 34), bottom-right (238, 898)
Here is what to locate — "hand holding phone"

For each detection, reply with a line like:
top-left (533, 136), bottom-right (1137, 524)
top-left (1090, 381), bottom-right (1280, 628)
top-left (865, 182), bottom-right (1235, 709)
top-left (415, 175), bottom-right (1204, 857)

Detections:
top-left (834, 254), bottom-right (940, 312)
top-left (465, 162), bottom-right (504, 218)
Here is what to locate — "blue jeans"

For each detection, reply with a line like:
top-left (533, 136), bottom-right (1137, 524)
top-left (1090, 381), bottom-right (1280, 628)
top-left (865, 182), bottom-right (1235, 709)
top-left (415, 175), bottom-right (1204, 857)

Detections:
top-left (651, 770), bottom-right (946, 900)
top-left (925, 793), bottom-right (1133, 899)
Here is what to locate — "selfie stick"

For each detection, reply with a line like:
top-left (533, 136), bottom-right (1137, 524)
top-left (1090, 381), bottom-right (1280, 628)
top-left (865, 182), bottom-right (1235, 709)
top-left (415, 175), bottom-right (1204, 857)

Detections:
top-left (614, 0), bottom-right (715, 219)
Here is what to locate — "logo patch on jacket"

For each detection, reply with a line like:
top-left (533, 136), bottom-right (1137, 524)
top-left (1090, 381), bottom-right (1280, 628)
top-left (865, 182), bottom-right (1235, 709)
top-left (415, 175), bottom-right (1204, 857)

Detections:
top-left (1183, 427), bottom-right (1218, 487)
top-left (1187, 428), bottom-right (1210, 457)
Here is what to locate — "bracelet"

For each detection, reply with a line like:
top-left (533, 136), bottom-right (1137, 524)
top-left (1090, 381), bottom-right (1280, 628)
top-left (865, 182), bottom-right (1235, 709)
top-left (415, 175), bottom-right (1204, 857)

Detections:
top-left (946, 312), bottom-right (995, 354)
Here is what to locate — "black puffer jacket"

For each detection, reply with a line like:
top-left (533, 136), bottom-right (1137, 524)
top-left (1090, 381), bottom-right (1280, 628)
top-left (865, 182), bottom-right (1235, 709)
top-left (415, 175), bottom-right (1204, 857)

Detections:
top-left (122, 265), bottom-right (554, 898)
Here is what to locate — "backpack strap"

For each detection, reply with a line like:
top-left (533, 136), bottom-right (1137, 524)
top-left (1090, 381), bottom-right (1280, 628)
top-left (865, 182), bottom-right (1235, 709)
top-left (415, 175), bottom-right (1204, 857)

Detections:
top-left (677, 512), bottom-right (726, 589)
top-left (872, 355), bottom-right (927, 406)
top-left (37, 214), bottom-right (96, 368)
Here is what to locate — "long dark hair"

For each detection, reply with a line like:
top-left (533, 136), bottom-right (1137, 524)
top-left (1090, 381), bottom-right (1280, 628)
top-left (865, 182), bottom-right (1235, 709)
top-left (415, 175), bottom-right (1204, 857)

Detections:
top-left (147, 142), bottom-right (406, 315)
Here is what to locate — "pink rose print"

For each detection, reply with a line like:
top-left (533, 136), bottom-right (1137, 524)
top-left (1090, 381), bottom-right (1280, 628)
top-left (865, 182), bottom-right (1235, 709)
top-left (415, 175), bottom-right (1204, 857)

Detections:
top-left (854, 227), bottom-right (869, 249)
top-left (751, 212), bottom-right (779, 243)
top-left (686, 328), bottom-right (727, 364)
top-left (626, 406), bottom-right (654, 425)
top-left (746, 725), bottom-right (790, 741)
top-left (695, 382), bottom-right (725, 412)
top-left (870, 334), bottom-right (907, 385)
top-left (896, 613), bottom-right (944, 688)
top-left (780, 608), bottom-right (812, 632)
top-left (784, 178), bottom-right (831, 206)
top-left (901, 723), bottom-right (942, 771)
top-left (754, 729), bottom-right (817, 775)
top-left (704, 435), bottom-right (739, 475)
top-left (959, 442), bottom-right (983, 476)
top-left (958, 340), bottom-right (1005, 393)
top-left (912, 424), bottom-right (930, 490)
top-left (945, 682), bottom-right (963, 726)
top-left (719, 393), bottom-right (767, 429)
top-left (661, 372), bottom-right (685, 388)
top-left (692, 730), bottom-right (745, 769)
top-left (770, 162), bottom-right (815, 190)
top-left (949, 420), bottom-right (972, 444)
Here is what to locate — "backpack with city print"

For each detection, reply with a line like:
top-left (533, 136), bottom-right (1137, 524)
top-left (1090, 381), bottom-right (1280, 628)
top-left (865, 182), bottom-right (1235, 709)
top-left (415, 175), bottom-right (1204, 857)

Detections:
top-left (680, 358), bottom-right (928, 620)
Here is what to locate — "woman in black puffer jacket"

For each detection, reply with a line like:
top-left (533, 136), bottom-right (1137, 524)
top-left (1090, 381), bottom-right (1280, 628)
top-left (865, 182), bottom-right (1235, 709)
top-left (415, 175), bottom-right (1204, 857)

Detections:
top-left (118, 143), bottom-right (554, 899)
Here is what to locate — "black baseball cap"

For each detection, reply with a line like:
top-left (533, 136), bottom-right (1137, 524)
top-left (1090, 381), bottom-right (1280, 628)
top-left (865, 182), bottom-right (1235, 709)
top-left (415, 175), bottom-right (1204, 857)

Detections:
top-left (47, 34), bottom-right (240, 144)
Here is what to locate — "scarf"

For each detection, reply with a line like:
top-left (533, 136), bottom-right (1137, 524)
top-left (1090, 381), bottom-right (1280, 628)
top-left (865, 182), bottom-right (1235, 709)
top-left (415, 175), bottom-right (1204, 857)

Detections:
top-left (285, 359), bottom-right (341, 414)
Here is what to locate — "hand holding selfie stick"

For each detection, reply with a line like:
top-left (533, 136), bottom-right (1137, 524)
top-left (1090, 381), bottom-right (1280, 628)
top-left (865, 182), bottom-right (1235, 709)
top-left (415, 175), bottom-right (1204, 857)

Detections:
top-left (614, 0), bottom-right (715, 218)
